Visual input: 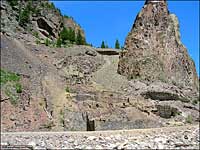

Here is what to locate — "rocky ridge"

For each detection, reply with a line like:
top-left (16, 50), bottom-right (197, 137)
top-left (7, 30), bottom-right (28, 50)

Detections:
top-left (118, 0), bottom-right (199, 94)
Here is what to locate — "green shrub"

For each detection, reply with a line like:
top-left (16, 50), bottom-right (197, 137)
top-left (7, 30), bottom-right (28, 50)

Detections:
top-left (192, 98), bottom-right (199, 105)
top-left (32, 8), bottom-right (40, 15)
top-left (1, 69), bottom-right (23, 106)
top-left (69, 28), bottom-right (76, 43)
top-left (65, 86), bottom-right (70, 93)
top-left (5, 87), bottom-right (18, 106)
top-left (15, 83), bottom-right (22, 93)
top-left (185, 115), bottom-right (193, 124)
top-left (49, 3), bottom-right (55, 9)
top-left (8, 0), bottom-right (18, 8)
top-left (56, 38), bottom-right (62, 48)
top-left (45, 38), bottom-right (50, 46)
top-left (33, 31), bottom-right (39, 38)
top-left (64, 15), bottom-right (69, 18)
top-left (19, 8), bottom-right (30, 27)
top-left (35, 39), bottom-right (41, 45)
top-left (60, 27), bottom-right (76, 44)
top-left (0, 69), bottom-right (20, 85)
top-left (76, 30), bottom-right (85, 45)
top-left (60, 27), bottom-right (69, 44)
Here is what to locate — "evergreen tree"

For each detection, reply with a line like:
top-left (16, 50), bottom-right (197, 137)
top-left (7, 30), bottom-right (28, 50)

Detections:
top-left (101, 41), bottom-right (105, 48)
top-left (60, 27), bottom-right (69, 44)
top-left (76, 30), bottom-right (85, 45)
top-left (68, 28), bottom-right (75, 43)
top-left (115, 39), bottom-right (120, 49)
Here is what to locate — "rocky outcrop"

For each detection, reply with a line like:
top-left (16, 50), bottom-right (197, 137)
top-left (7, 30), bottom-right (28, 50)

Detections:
top-left (118, 0), bottom-right (199, 92)
top-left (1, 1), bottom-right (86, 41)
top-left (63, 17), bottom-right (85, 39)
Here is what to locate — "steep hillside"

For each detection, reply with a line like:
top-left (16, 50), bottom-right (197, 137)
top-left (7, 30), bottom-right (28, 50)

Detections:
top-left (1, 0), bottom-right (86, 45)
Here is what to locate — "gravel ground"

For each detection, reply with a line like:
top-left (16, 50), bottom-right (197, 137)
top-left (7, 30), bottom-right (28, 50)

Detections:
top-left (1, 125), bottom-right (199, 149)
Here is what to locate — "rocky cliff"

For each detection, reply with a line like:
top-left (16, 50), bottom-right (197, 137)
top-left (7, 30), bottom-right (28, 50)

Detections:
top-left (118, 0), bottom-right (199, 92)
top-left (1, 0), bottom-right (85, 42)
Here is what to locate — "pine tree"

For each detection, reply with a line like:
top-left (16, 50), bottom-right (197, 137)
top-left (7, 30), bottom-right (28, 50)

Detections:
top-left (115, 39), bottom-right (120, 49)
top-left (76, 30), bottom-right (85, 45)
top-left (68, 28), bottom-right (76, 43)
top-left (101, 41), bottom-right (105, 48)
top-left (60, 27), bottom-right (69, 44)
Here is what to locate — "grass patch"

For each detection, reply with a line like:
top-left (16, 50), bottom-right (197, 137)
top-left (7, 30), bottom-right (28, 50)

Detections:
top-left (15, 83), bottom-right (22, 93)
top-left (0, 69), bottom-right (20, 85)
top-left (59, 109), bottom-right (65, 126)
top-left (5, 87), bottom-right (18, 106)
top-left (33, 31), bottom-right (39, 38)
top-left (1, 69), bottom-right (22, 106)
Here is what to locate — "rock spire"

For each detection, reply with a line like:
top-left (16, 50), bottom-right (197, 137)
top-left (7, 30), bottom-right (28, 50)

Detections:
top-left (118, 0), bottom-right (199, 91)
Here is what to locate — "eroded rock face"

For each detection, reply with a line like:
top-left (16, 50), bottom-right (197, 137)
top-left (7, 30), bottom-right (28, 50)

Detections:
top-left (37, 18), bottom-right (56, 38)
top-left (63, 17), bottom-right (85, 39)
top-left (1, 1), bottom-right (86, 41)
top-left (118, 0), bottom-right (199, 92)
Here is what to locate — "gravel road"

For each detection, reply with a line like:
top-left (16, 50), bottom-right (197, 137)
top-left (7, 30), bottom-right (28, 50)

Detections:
top-left (1, 125), bottom-right (199, 149)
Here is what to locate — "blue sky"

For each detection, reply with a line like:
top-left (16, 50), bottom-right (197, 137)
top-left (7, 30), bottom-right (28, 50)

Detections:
top-left (51, 1), bottom-right (199, 75)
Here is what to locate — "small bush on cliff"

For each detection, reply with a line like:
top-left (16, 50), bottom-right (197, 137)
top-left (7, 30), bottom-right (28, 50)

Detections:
top-left (15, 83), bottom-right (22, 93)
top-left (64, 15), bottom-right (70, 18)
top-left (192, 98), bottom-right (199, 105)
top-left (8, 0), bottom-right (18, 8)
top-left (185, 115), bottom-right (193, 124)
top-left (65, 86), bottom-right (70, 93)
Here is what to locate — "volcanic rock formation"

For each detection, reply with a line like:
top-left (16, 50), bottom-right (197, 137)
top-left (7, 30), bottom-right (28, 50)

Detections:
top-left (118, 0), bottom-right (199, 92)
